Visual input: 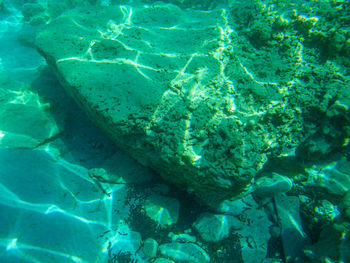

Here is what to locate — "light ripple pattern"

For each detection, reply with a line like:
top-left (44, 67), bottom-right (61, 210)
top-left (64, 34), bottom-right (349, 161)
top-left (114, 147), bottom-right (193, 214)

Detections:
top-left (0, 147), bottom-right (129, 262)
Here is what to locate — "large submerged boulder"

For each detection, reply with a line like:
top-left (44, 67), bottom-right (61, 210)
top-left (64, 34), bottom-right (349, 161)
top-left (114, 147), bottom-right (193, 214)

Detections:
top-left (36, 4), bottom-right (305, 205)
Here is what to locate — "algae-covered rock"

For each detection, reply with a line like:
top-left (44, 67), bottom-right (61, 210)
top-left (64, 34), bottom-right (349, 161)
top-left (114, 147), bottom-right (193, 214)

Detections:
top-left (36, 3), bottom-right (307, 204)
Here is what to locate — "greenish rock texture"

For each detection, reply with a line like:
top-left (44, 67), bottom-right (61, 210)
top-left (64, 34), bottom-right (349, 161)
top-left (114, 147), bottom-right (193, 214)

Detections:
top-left (34, 4), bottom-right (258, 204)
top-left (144, 193), bottom-right (180, 228)
top-left (320, 160), bottom-right (350, 195)
top-left (141, 238), bottom-right (158, 258)
top-left (168, 232), bottom-right (196, 243)
top-left (339, 191), bottom-right (350, 220)
top-left (275, 194), bottom-right (310, 263)
top-left (193, 212), bottom-right (242, 242)
top-left (230, 195), bottom-right (272, 263)
top-left (153, 258), bottom-right (175, 263)
top-left (35, 1), bottom-right (348, 205)
top-left (253, 172), bottom-right (293, 199)
top-left (158, 242), bottom-right (210, 263)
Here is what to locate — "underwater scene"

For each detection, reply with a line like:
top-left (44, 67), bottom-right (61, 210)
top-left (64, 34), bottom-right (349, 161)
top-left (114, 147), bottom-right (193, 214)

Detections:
top-left (0, 0), bottom-right (349, 262)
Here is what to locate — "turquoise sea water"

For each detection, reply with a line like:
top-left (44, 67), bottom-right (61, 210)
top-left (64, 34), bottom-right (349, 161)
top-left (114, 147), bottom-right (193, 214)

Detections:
top-left (0, 1), bottom-right (349, 262)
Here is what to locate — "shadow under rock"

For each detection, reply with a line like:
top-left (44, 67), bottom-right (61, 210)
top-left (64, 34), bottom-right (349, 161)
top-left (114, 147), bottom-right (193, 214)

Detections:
top-left (31, 65), bottom-right (119, 167)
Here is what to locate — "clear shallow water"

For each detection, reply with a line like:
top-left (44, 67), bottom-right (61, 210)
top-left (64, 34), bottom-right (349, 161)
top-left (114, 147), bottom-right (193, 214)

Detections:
top-left (0, 1), bottom-right (349, 263)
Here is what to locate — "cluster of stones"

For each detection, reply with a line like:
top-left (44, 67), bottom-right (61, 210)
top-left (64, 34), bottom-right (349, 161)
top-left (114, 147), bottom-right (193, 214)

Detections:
top-left (1, 0), bottom-right (349, 262)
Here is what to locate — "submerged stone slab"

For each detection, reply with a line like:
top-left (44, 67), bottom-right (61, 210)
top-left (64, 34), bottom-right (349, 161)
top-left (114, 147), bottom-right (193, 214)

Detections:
top-left (193, 212), bottom-right (242, 242)
top-left (141, 238), bottom-right (158, 258)
top-left (253, 172), bottom-right (293, 199)
top-left (321, 160), bottom-right (350, 196)
top-left (238, 207), bottom-right (271, 263)
top-left (144, 193), bottom-right (180, 228)
top-left (36, 4), bottom-right (304, 204)
top-left (275, 194), bottom-right (310, 263)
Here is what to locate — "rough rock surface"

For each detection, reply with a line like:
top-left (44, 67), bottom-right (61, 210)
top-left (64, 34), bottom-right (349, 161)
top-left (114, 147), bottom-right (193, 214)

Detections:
top-left (275, 194), bottom-right (310, 263)
top-left (238, 207), bottom-right (272, 263)
top-left (158, 242), bottom-right (210, 263)
top-left (193, 212), bottom-right (243, 242)
top-left (141, 238), bottom-right (158, 258)
top-left (253, 172), bottom-right (293, 199)
top-left (36, 3), bottom-right (316, 204)
top-left (144, 193), bottom-right (180, 228)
